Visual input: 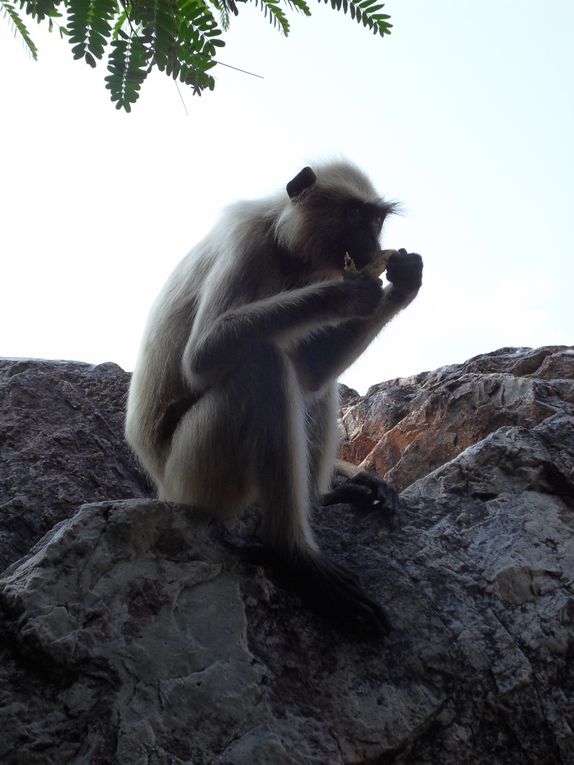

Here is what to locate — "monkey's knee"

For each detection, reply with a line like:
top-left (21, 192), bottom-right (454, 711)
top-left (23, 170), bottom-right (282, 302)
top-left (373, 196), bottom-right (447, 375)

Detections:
top-left (235, 343), bottom-right (294, 411)
top-left (161, 398), bottom-right (257, 511)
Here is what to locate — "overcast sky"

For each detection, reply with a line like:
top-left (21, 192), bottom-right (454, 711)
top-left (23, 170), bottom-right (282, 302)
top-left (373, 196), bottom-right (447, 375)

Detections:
top-left (1, 0), bottom-right (572, 392)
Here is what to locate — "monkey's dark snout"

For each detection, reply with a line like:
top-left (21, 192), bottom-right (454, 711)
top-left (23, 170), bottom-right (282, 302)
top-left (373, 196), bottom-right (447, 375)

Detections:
top-left (347, 250), bottom-right (370, 271)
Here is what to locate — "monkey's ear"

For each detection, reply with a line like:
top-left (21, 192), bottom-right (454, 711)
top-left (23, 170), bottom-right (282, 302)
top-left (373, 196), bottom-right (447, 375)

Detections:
top-left (286, 166), bottom-right (317, 200)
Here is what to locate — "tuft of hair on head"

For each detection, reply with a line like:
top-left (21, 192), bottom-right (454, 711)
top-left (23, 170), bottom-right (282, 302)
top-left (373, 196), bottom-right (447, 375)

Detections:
top-left (375, 197), bottom-right (402, 219)
top-left (310, 160), bottom-right (379, 202)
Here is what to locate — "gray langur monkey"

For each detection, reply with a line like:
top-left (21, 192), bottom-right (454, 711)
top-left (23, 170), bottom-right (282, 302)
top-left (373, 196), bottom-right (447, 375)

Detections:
top-left (125, 161), bottom-right (423, 632)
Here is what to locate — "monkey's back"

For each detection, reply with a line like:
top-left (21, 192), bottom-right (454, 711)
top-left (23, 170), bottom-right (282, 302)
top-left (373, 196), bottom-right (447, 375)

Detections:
top-left (125, 243), bottom-right (215, 473)
top-left (125, 201), bottom-right (280, 475)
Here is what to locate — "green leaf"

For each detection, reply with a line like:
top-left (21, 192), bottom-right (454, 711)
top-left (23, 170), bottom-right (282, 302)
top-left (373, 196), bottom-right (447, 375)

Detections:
top-left (105, 34), bottom-right (151, 110)
top-left (206, 0), bottom-right (236, 30)
top-left (250, 0), bottom-right (289, 35)
top-left (283, 0), bottom-right (311, 17)
top-left (16, 0), bottom-right (61, 22)
top-left (1, 0), bottom-right (38, 58)
top-left (111, 7), bottom-right (126, 38)
top-left (5, 0), bottom-right (392, 110)
top-left (320, 0), bottom-right (392, 36)
top-left (67, 0), bottom-right (119, 64)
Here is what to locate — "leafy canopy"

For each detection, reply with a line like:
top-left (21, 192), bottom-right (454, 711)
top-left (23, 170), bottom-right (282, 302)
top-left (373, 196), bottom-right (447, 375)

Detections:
top-left (1, 0), bottom-right (392, 110)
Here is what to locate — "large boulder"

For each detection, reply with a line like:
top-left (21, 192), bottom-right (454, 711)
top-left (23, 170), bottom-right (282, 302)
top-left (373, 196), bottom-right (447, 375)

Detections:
top-left (0, 348), bottom-right (572, 763)
top-left (0, 359), bottom-right (151, 571)
top-left (339, 345), bottom-right (574, 491)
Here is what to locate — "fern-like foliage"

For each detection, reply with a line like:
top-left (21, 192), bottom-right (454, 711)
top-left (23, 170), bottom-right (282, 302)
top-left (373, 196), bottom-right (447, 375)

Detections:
top-left (16, 0), bottom-right (62, 22)
top-left (322, 0), bottom-right (392, 36)
top-left (207, 0), bottom-right (237, 32)
top-left (105, 32), bottom-right (151, 109)
top-left (1, 0), bottom-right (38, 58)
top-left (250, 0), bottom-right (289, 35)
top-left (173, 0), bottom-right (224, 71)
top-left (283, 0), bottom-right (310, 17)
top-left (68, 0), bottom-right (118, 65)
top-left (3, 0), bottom-right (392, 109)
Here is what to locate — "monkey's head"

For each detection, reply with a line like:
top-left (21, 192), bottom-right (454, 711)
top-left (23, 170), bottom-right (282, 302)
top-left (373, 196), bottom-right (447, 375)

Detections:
top-left (280, 162), bottom-right (397, 275)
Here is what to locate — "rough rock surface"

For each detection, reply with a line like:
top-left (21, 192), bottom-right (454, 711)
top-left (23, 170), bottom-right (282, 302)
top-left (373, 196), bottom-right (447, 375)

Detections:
top-left (0, 358), bottom-right (151, 571)
top-left (0, 349), bottom-right (573, 764)
top-left (339, 345), bottom-right (574, 491)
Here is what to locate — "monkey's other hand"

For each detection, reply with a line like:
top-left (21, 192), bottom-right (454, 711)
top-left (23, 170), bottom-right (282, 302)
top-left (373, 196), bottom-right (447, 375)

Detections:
top-left (322, 471), bottom-right (400, 528)
top-left (385, 249), bottom-right (423, 298)
top-left (289, 554), bottom-right (390, 635)
top-left (342, 273), bottom-right (383, 318)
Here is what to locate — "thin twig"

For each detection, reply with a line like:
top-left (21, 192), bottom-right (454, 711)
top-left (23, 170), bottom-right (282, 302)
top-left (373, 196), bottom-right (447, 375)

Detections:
top-left (118, 0), bottom-right (138, 37)
top-left (215, 60), bottom-right (264, 79)
top-left (174, 79), bottom-right (189, 116)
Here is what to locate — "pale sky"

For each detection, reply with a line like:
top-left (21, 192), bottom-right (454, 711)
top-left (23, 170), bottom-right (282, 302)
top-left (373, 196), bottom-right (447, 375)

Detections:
top-left (1, 0), bottom-right (572, 392)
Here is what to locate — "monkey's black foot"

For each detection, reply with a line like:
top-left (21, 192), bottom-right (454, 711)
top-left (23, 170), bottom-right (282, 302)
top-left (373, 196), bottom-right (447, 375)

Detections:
top-left (211, 522), bottom-right (272, 567)
top-left (235, 540), bottom-right (272, 567)
top-left (279, 553), bottom-right (390, 636)
top-left (322, 471), bottom-right (400, 527)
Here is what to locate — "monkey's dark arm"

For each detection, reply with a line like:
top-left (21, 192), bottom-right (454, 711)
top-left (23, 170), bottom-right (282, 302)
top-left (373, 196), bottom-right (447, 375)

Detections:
top-left (292, 253), bottom-right (423, 391)
top-left (183, 277), bottom-right (379, 380)
top-left (291, 291), bottom-right (406, 390)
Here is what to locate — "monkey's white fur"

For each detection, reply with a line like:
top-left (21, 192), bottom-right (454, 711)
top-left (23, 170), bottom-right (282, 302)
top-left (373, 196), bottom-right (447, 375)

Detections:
top-left (126, 161), bottom-right (420, 559)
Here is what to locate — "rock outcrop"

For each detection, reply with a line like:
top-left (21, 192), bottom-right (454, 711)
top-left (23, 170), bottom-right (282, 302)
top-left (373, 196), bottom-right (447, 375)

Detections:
top-left (0, 348), bottom-right (573, 764)
top-left (339, 345), bottom-right (574, 491)
top-left (0, 359), bottom-right (151, 571)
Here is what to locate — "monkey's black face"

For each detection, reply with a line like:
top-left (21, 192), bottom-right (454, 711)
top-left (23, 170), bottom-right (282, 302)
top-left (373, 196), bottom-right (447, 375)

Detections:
top-left (339, 199), bottom-right (389, 271)
top-left (294, 189), bottom-right (396, 274)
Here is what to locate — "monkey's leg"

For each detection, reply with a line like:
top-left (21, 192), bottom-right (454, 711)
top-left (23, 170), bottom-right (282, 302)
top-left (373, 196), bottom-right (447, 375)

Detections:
top-left (303, 386), bottom-right (399, 522)
top-left (305, 385), bottom-right (340, 504)
top-left (160, 382), bottom-right (259, 513)
top-left (253, 344), bottom-right (318, 556)
top-left (165, 343), bottom-right (387, 632)
top-left (252, 348), bottom-right (389, 634)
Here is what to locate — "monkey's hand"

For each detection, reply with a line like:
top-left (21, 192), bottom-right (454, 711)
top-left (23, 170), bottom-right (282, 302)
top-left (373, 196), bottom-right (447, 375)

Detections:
top-left (322, 471), bottom-right (400, 528)
top-left (341, 273), bottom-right (383, 318)
top-left (385, 249), bottom-right (423, 299)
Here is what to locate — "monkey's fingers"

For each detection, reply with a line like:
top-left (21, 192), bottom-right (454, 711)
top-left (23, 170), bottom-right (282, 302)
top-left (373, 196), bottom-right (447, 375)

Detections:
top-left (348, 471), bottom-right (401, 525)
top-left (321, 483), bottom-right (372, 506)
top-left (343, 249), bottom-right (397, 280)
top-left (323, 471), bottom-right (400, 527)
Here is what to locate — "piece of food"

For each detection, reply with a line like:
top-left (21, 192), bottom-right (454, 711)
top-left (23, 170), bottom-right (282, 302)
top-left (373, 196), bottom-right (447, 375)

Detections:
top-left (343, 249), bottom-right (397, 280)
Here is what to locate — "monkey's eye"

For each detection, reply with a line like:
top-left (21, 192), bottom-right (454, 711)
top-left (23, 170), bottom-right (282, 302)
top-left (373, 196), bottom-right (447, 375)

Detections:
top-left (373, 214), bottom-right (385, 230)
top-left (346, 203), bottom-right (363, 223)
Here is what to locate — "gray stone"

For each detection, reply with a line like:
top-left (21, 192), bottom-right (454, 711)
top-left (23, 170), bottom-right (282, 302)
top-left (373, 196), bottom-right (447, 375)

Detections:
top-left (1, 352), bottom-right (573, 763)
top-left (339, 345), bottom-right (574, 491)
top-left (0, 358), bottom-right (151, 571)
